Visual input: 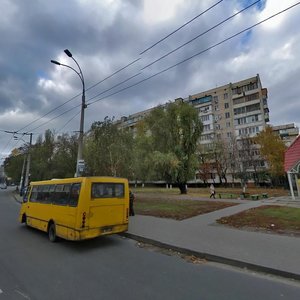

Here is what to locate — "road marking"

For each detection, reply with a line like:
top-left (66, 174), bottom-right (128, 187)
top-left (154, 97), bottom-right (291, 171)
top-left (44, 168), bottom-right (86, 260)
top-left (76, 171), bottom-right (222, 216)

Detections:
top-left (0, 288), bottom-right (3, 294)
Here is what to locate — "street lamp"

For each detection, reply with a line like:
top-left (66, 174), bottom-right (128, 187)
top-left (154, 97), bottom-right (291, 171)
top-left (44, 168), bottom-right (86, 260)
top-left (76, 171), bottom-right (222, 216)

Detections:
top-left (51, 49), bottom-right (86, 177)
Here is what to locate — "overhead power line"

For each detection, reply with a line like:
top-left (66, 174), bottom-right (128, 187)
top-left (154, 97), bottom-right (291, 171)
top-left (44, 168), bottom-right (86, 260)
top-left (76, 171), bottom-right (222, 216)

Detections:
top-left (86, 1), bottom-right (300, 107)
top-left (141, 0), bottom-right (261, 70)
top-left (17, 1), bottom-right (300, 135)
top-left (16, 58), bottom-right (142, 134)
top-left (29, 104), bottom-right (81, 133)
top-left (56, 110), bottom-right (81, 134)
top-left (16, 2), bottom-right (222, 136)
top-left (139, 0), bottom-right (223, 54)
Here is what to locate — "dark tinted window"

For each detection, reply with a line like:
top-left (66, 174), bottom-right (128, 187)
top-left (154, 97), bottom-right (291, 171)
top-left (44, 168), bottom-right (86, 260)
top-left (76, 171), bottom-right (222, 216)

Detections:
top-left (36, 185), bottom-right (51, 203)
top-left (30, 186), bottom-right (38, 202)
top-left (91, 183), bottom-right (124, 199)
top-left (51, 184), bottom-right (71, 205)
top-left (69, 183), bottom-right (81, 207)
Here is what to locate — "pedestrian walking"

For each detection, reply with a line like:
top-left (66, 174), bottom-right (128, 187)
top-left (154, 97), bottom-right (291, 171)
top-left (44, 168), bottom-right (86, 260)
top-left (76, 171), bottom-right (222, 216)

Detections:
top-left (209, 184), bottom-right (216, 199)
top-left (129, 190), bottom-right (135, 216)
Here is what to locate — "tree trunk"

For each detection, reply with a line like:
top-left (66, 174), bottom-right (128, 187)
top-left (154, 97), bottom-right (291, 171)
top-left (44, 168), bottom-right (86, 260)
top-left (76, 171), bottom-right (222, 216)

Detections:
top-left (178, 183), bottom-right (187, 194)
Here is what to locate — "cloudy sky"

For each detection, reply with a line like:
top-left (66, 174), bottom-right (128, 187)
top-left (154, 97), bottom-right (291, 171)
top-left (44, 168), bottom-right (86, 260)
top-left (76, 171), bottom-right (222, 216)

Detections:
top-left (0, 0), bottom-right (300, 160)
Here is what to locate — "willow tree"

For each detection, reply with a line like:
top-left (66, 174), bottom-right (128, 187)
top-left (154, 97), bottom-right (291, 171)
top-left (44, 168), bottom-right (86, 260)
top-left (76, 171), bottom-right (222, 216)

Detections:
top-left (138, 101), bottom-right (203, 194)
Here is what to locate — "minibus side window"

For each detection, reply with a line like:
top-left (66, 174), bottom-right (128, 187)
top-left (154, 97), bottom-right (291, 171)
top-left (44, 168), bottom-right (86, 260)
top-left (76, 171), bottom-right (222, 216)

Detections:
top-left (37, 185), bottom-right (50, 203)
top-left (69, 183), bottom-right (81, 207)
top-left (52, 184), bottom-right (71, 205)
top-left (91, 183), bottom-right (124, 198)
top-left (30, 186), bottom-right (38, 202)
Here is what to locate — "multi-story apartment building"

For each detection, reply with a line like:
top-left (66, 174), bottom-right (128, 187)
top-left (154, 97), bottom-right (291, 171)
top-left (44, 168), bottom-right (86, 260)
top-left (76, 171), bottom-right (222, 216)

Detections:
top-left (185, 74), bottom-right (268, 146)
top-left (272, 123), bottom-right (299, 147)
top-left (115, 74), bottom-right (270, 183)
top-left (117, 74), bottom-right (269, 142)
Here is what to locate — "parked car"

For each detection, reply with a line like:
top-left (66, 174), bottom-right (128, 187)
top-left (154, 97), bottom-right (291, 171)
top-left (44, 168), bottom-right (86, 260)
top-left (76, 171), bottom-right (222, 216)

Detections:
top-left (0, 183), bottom-right (7, 189)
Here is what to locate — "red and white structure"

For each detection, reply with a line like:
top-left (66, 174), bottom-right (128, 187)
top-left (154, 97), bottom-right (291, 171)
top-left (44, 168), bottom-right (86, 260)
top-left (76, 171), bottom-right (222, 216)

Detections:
top-left (284, 135), bottom-right (300, 200)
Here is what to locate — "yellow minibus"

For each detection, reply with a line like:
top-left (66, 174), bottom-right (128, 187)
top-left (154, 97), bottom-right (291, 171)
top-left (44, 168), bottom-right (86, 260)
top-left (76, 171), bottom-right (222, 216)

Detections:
top-left (19, 177), bottom-right (129, 242)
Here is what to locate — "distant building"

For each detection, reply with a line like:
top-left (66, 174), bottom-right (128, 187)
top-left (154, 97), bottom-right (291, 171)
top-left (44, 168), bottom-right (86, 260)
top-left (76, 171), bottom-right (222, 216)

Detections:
top-left (115, 74), bottom-right (275, 184)
top-left (117, 74), bottom-right (269, 139)
top-left (272, 123), bottom-right (299, 147)
top-left (184, 74), bottom-right (268, 148)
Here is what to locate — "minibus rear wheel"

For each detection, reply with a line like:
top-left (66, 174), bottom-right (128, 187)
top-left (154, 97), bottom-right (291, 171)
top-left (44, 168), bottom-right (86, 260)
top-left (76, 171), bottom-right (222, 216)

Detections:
top-left (48, 222), bottom-right (57, 242)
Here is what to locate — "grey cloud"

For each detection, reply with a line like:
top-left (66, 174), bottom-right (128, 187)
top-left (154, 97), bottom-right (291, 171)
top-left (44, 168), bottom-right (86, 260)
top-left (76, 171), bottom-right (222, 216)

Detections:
top-left (0, 0), bottom-right (300, 157)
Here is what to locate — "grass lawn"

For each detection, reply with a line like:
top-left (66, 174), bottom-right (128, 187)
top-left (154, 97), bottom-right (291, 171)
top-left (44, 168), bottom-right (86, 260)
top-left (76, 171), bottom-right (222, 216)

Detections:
top-left (134, 194), bottom-right (238, 220)
top-left (132, 189), bottom-right (300, 236)
top-left (216, 205), bottom-right (300, 235)
top-left (132, 186), bottom-right (288, 198)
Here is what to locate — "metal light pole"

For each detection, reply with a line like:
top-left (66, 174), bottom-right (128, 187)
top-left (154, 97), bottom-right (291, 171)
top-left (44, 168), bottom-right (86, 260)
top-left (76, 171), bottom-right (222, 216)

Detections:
top-left (51, 49), bottom-right (86, 177)
top-left (6, 131), bottom-right (32, 194)
top-left (24, 133), bottom-right (32, 188)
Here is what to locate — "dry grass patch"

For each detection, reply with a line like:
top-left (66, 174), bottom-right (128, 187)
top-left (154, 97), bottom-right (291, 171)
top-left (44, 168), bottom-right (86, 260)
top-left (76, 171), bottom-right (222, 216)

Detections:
top-left (135, 194), bottom-right (237, 220)
top-left (217, 205), bottom-right (300, 236)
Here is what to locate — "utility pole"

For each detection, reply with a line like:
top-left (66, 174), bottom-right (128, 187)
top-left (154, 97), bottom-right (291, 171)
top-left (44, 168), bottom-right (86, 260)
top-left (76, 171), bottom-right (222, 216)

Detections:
top-left (24, 133), bottom-right (32, 188)
top-left (19, 156), bottom-right (26, 195)
top-left (5, 130), bottom-right (33, 195)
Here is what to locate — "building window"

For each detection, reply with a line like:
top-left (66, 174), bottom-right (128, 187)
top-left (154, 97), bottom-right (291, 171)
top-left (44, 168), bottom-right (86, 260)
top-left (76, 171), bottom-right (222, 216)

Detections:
top-left (200, 115), bottom-right (210, 122)
top-left (203, 124), bottom-right (211, 132)
top-left (227, 132), bottom-right (232, 138)
top-left (245, 92), bottom-right (259, 102)
top-left (225, 112), bottom-right (230, 118)
top-left (213, 95), bottom-right (218, 103)
top-left (226, 122), bottom-right (231, 128)
top-left (224, 93), bottom-right (228, 99)
top-left (233, 97), bottom-right (245, 105)
top-left (215, 105), bottom-right (219, 111)
top-left (224, 103), bottom-right (229, 109)
top-left (234, 103), bottom-right (260, 115)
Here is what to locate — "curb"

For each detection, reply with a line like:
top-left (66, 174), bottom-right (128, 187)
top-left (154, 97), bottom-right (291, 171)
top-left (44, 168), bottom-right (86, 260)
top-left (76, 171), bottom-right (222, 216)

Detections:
top-left (122, 232), bottom-right (300, 282)
top-left (12, 193), bottom-right (22, 204)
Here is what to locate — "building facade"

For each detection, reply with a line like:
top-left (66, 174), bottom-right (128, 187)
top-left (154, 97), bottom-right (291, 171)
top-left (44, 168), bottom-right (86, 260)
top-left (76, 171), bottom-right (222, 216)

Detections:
top-left (117, 74), bottom-right (269, 141)
top-left (115, 74), bottom-right (270, 183)
top-left (272, 123), bottom-right (299, 147)
top-left (184, 74), bottom-right (269, 150)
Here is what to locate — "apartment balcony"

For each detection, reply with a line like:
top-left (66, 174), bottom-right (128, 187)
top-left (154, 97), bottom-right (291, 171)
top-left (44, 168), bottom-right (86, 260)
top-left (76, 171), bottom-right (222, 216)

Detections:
top-left (264, 113), bottom-right (270, 122)
top-left (233, 98), bottom-right (261, 108)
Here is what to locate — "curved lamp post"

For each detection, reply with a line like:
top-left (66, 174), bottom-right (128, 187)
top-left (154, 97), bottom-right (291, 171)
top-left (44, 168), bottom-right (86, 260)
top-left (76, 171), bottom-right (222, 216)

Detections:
top-left (51, 49), bottom-right (86, 177)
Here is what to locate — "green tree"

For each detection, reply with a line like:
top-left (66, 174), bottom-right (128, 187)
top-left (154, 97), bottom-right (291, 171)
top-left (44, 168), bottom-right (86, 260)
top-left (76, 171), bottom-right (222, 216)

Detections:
top-left (4, 149), bottom-right (26, 184)
top-left (30, 130), bottom-right (55, 180)
top-left (84, 117), bottom-right (134, 177)
top-left (137, 101), bottom-right (202, 194)
top-left (51, 133), bottom-right (78, 178)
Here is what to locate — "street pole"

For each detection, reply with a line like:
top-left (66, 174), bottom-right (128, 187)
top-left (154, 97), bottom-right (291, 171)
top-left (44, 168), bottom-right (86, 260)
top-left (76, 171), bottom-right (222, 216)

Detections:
top-left (19, 156), bottom-right (26, 195)
top-left (51, 49), bottom-right (86, 177)
top-left (76, 86), bottom-right (85, 177)
top-left (4, 130), bottom-right (32, 195)
top-left (24, 133), bottom-right (32, 188)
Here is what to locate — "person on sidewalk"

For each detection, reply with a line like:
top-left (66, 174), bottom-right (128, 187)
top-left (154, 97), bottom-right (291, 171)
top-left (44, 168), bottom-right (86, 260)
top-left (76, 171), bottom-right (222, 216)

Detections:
top-left (129, 190), bottom-right (135, 216)
top-left (209, 184), bottom-right (216, 199)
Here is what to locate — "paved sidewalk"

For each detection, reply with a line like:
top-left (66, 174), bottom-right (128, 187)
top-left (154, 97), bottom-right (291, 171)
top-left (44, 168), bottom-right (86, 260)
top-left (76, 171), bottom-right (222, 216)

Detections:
top-left (125, 197), bottom-right (300, 280)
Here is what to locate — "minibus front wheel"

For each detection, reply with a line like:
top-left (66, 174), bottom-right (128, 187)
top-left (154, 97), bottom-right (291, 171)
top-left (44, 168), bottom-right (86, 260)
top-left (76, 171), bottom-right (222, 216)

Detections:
top-left (21, 214), bottom-right (27, 224)
top-left (48, 222), bottom-right (57, 242)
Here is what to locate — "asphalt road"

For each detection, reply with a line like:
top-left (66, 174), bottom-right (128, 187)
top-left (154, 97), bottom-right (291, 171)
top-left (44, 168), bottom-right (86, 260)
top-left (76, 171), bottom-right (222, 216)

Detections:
top-left (1, 187), bottom-right (300, 300)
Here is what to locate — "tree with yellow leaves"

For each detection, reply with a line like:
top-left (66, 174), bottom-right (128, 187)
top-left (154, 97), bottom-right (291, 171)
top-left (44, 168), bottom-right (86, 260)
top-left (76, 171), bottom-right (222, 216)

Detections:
top-left (254, 126), bottom-right (286, 178)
